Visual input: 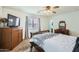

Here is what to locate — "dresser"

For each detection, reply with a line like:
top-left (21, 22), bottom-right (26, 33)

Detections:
top-left (0, 27), bottom-right (23, 50)
top-left (55, 21), bottom-right (70, 35)
top-left (55, 29), bottom-right (70, 35)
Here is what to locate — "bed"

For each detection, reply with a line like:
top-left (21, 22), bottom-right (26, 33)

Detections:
top-left (30, 30), bottom-right (79, 52)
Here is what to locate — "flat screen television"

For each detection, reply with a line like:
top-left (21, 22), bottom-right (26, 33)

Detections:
top-left (7, 14), bottom-right (20, 27)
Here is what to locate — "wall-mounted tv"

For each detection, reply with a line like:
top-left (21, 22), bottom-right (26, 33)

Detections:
top-left (7, 14), bottom-right (20, 27)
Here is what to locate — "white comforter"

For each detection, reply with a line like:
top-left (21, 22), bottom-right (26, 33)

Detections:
top-left (43, 34), bottom-right (77, 52)
top-left (32, 34), bottom-right (77, 52)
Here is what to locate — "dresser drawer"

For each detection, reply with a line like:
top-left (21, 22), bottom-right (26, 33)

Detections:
top-left (55, 29), bottom-right (69, 35)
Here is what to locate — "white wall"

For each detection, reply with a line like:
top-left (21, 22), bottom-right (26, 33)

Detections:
top-left (0, 6), bottom-right (2, 17)
top-left (0, 7), bottom-right (51, 39)
top-left (1, 7), bottom-right (79, 37)
top-left (39, 15), bottom-right (52, 31)
top-left (52, 11), bottom-right (79, 36)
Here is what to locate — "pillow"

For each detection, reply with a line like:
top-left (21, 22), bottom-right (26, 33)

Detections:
top-left (32, 33), bottom-right (56, 40)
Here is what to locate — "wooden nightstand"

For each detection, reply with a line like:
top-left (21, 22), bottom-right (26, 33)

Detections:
top-left (55, 29), bottom-right (70, 35)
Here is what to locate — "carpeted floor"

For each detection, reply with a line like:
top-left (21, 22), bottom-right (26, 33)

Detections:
top-left (0, 40), bottom-right (37, 52)
top-left (11, 40), bottom-right (31, 52)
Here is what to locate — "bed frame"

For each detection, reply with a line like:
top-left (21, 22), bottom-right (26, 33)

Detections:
top-left (30, 30), bottom-right (49, 38)
top-left (30, 42), bottom-right (45, 52)
top-left (30, 30), bottom-right (49, 52)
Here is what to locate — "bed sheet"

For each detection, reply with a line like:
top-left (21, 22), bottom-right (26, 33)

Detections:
top-left (32, 33), bottom-right (77, 52)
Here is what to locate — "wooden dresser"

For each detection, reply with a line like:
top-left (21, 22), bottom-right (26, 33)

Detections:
top-left (55, 21), bottom-right (70, 35)
top-left (55, 29), bottom-right (70, 35)
top-left (0, 27), bottom-right (23, 50)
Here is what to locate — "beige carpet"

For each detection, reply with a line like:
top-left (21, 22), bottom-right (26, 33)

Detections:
top-left (11, 40), bottom-right (31, 52)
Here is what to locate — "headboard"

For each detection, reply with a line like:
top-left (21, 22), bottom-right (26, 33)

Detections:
top-left (30, 30), bottom-right (49, 38)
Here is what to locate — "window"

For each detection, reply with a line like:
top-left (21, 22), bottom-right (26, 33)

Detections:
top-left (27, 16), bottom-right (40, 38)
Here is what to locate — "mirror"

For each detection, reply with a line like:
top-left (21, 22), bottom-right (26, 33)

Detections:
top-left (59, 21), bottom-right (66, 30)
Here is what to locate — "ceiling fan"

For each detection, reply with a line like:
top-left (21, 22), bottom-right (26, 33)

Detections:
top-left (38, 6), bottom-right (59, 15)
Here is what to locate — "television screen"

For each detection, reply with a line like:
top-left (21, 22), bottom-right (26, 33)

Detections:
top-left (7, 14), bottom-right (20, 27)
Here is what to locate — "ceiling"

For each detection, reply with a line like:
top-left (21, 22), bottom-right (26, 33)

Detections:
top-left (3, 6), bottom-right (79, 16)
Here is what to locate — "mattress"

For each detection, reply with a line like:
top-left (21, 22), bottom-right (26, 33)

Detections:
top-left (31, 33), bottom-right (77, 52)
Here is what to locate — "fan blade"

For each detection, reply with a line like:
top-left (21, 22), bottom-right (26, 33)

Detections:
top-left (53, 6), bottom-right (59, 8)
top-left (37, 9), bottom-right (44, 13)
top-left (52, 11), bottom-right (56, 14)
